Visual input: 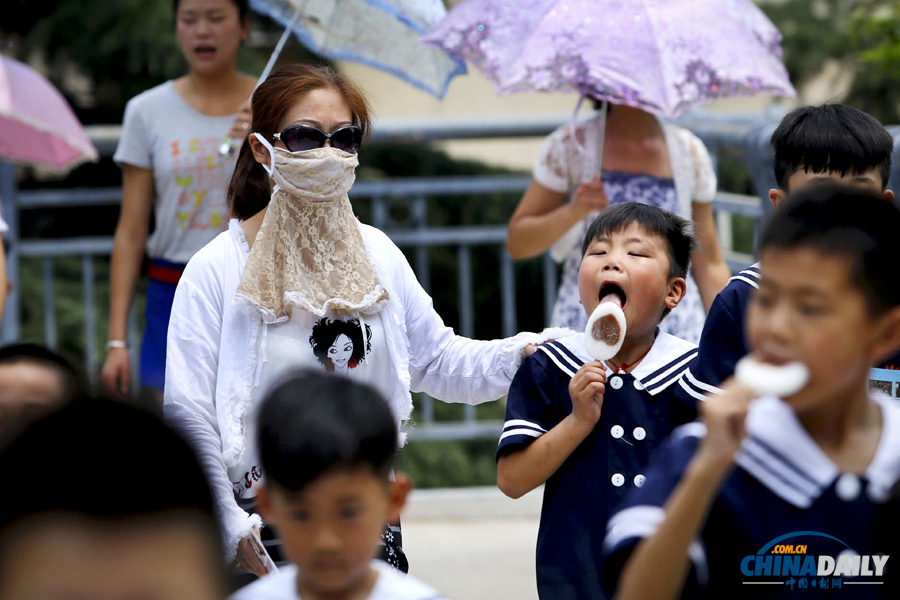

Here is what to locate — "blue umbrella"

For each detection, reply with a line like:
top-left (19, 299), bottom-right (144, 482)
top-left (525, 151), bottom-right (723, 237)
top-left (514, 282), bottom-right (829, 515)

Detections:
top-left (250, 0), bottom-right (466, 98)
top-left (218, 0), bottom-right (466, 155)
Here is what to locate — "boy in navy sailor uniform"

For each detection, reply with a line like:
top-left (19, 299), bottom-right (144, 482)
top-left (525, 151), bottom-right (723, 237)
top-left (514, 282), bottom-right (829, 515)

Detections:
top-left (497, 203), bottom-right (699, 600)
top-left (678, 104), bottom-right (897, 404)
top-left (605, 188), bottom-right (900, 599)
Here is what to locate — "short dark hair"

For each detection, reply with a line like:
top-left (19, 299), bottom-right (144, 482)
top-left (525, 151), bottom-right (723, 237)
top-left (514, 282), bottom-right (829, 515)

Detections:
top-left (0, 398), bottom-right (221, 556)
top-left (0, 343), bottom-right (88, 401)
top-left (257, 371), bottom-right (397, 493)
top-left (760, 185), bottom-right (900, 316)
top-left (582, 204), bottom-right (695, 321)
top-left (581, 203), bottom-right (695, 280)
top-left (771, 104), bottom-right (893, 191)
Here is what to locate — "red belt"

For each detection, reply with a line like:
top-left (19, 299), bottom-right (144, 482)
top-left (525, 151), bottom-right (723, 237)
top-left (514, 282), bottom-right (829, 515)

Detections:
top-left (148, 262), bottom-right (185, 284)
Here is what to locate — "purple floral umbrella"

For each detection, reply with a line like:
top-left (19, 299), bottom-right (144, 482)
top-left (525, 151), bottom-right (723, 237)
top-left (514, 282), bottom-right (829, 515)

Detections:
top-left (421, 0), bottom-right (795, 120)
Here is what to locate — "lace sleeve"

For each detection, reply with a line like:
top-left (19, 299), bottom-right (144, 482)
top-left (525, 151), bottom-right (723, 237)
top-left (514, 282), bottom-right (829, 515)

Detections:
top-left (533, 125), bottom-right (575, 194)
top-left (688, 131), bottom-right (717, 203)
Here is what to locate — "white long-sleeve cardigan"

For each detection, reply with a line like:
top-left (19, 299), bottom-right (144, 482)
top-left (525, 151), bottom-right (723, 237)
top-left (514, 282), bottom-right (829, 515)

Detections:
top-left (164, 219), bottom-right (569, 559)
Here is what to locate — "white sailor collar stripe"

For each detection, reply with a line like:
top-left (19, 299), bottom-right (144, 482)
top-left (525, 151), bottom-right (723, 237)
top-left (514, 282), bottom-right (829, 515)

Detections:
top-left (728, 262), bottom-right (761, 289)
top-left (735, 394), bottom-right (900, 508)
top-left (550, 331), bottom-right (697, 395)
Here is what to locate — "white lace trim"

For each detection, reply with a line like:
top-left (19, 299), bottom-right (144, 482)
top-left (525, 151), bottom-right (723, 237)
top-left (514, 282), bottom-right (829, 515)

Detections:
top-left (234, 285), bottom-right (391, 324)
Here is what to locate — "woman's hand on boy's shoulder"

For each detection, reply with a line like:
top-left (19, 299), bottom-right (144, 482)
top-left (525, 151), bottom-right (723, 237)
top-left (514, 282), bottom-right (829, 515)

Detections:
top-left (693, 379), bottom-right (755, 476)
top-left (568, 361), bottom-right (606, 428)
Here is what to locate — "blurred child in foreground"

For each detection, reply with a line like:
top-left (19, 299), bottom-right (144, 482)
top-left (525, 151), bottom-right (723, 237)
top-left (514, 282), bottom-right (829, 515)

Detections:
top-left (605, 187), bottom-right (900, 599)
top-left (0, 399), bottom-right (226, 599)
top-left (0, 343), bottom-right (86, 440)
top-left (231, 371), bottom-right (446, 600)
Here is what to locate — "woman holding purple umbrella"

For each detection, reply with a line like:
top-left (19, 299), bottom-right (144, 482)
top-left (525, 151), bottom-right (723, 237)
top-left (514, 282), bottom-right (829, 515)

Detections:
top-left (505, 101), bottom-right (730, 342)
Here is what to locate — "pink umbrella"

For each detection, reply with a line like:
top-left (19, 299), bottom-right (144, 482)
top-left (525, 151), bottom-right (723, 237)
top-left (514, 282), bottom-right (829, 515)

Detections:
top-left (0, 55), bottom-right (98, 171)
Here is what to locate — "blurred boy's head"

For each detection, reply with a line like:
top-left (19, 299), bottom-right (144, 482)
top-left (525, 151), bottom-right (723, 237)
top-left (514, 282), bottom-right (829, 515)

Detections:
top-left (749, 185), bottom-right (900, 412)
top-left (769, 104), bottom-right (894, 206)
top-left (0, 399), bottom-right (225, 600)
top-left (0, 343), bottom-right (87, 439)
top-left (579, 203), bottom-right (695, 339)
top-left (255, 371), bottom-right (407, 596)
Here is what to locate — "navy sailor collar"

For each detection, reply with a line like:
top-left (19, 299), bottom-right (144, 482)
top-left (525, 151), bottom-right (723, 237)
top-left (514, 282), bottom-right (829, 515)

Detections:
top-left (537, 330), bottom-right (698, 396)
top-left (734, 393), bottom-right (900, 508)
top-left (729, 262), bottom-right (761, 289)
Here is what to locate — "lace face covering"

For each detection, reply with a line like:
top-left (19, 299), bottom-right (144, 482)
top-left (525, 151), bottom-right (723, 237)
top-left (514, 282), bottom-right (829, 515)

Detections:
top-left (235, 134), bottom-right (389, 324)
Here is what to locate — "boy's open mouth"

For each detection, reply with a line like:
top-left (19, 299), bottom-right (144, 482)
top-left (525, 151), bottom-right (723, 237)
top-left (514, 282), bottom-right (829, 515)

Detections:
top-left (598, 282), bottom-right (627, 309)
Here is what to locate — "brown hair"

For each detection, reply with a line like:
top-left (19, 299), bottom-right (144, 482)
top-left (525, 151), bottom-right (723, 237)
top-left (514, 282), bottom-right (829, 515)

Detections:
top-left (227, 64), bottom-right (372, 219)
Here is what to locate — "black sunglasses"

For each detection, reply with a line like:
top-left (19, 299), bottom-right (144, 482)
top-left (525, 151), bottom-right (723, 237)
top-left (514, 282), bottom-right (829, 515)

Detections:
top-left (272, 124), bottom-right (362, 154)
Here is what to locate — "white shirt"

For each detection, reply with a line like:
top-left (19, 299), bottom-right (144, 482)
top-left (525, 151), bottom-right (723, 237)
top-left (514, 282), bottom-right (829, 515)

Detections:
top-left (164, 219), bottom-right (571, 559)
top-left (231, 311), bottom-right (397, 502)
top-left (229, 561), bottom-right (447, 600)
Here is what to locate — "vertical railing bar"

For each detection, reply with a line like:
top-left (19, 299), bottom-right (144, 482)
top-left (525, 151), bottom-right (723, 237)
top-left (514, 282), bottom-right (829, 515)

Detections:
top-left (414, 194), bottom-right (430, 293)
top-left (43, 257), bottom-right (57, 348)
top-left (371, 195), bottom-right (386, 230)
top-left (457, 245), bottom-right (476, 423)
top-left (0, 161), bottom-right (20, 343)
top-left (82, 255), bottom-right (97, 385)
top-left (542, 252), bottom-right (558, 327)
top-left (422, 395), bottom-right (435, 425)
top-left (127, 305), bottom-right (140, 397)
top-left (457, 245), bottom-right (474, 337)
top-left (500, 249), bottom-right (516, 338)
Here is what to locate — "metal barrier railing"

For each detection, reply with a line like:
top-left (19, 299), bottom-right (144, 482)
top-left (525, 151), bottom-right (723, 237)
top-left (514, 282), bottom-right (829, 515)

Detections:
top-left (0, 113), bottom-right (771, 441)
top-left (2, 176), bottom-right (761, 441)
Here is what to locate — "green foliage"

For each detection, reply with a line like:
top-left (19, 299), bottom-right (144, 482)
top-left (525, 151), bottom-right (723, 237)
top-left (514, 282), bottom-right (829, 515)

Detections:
top-left (1, 0), bottom-right (277, 122)
top-left (760, 0), bottom-right (900, 124)
top-left (852, 1), bottom-right (900, 76)
top-left (16, 255), bottom-right (147, 382)
top-left (5, 0), bottom-right (182, 119)
top-left (396, 439), bottom-right (500, 488)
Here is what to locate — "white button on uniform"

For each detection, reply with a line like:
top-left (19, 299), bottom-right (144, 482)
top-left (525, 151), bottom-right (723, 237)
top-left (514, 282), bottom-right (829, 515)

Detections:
top-left (611, 425), bottom-right (624, 439)
top-left (835, 473), bottom-right (861, 502)
top-left (633, 427), bottom-right (646, 441)
top-left (867, 482), bottom-right (890, 504)
top-left (633, 379), bottom-right (644, 390)
top-left (610, 376), bottom-right (623, 390)
top-left (634, 474), bottom-right (646, 487)
top-left (611, 473), bottom-right (625, 487)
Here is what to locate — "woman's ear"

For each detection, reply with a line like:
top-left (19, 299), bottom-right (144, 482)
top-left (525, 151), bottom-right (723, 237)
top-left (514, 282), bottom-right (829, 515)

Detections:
top-left (248, 133), bottom-right (270, 167)
top-left (240, 16), bottom-right (250, 42)
top-left (664, 277), bottom-right (687, 310)
top-left (386, 473), bottom-right (411, 524)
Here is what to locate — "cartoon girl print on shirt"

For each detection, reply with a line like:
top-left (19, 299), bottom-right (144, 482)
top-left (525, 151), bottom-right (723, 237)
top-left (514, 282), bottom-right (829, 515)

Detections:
top-left (309, 318), bottom-right (373, 375)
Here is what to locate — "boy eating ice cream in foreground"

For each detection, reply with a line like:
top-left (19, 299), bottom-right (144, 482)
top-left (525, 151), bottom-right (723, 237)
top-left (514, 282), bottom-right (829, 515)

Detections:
top-left (604, 186), bottom-right (900, 599)
top-left (497, 203), bottom-right (700, 599)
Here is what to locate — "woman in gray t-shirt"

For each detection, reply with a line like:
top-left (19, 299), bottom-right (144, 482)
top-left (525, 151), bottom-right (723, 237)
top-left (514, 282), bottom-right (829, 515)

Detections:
top-left (102, 0), bottom-right (256, 403)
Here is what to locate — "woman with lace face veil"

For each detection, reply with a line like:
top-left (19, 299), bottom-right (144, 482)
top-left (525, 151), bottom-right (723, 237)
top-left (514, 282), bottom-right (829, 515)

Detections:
top-left (163, 64), bottom-right (564, 582)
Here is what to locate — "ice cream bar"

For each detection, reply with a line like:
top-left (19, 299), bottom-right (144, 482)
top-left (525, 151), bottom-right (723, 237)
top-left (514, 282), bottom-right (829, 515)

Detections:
top-left (584, 303), bottom-right (627, 361)
top-left (734, 356), bottom-right (810, 397)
